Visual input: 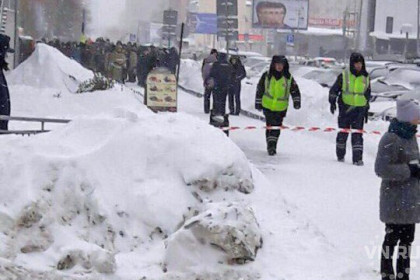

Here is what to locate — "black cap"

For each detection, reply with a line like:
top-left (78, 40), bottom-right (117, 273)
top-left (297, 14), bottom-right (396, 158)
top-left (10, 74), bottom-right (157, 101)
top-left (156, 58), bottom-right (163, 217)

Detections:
top-left (0, 34), bottom-right (14, 53)
top-left (350, 52), bottom-right (364, 63)
top-left (272, 55), bottom-right (287, 64)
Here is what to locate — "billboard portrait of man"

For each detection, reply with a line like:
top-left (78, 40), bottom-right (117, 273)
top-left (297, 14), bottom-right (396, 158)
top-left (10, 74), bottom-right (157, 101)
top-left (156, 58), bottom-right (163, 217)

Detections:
top-left (252, 0), bottom-right (309, 30)
top-left (256, 1), bottom-right (290, 28)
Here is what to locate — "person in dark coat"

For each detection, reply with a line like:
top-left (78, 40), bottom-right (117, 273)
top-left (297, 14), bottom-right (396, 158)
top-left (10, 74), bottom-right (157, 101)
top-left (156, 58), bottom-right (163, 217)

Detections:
top-left (93, 39), bottom-right (106, 75)
top-left (209, 52), bottom-right (233, 116)
top-left (201, 49), bottom-right (218, 114)
top-left (329, 52), bottom-right (371, 166)
top-left (228, 56), bottom-right (246, 115)
top-left (126, 43), bottom-right (138, 83)
top-left (167, 47), bottom-right (179, 75)
top-left (136, 46), bottom-right (148, 87)
top-left (255, 55), bottom-right (301, 156)
top-left (71, 42), bottom-right (82, 64)
top-left (137, 47), bottom-right (157, 88)
top-left (0, 34), bottom-right (12, 130)
top-left (375, 98), bottom-right (420, 280)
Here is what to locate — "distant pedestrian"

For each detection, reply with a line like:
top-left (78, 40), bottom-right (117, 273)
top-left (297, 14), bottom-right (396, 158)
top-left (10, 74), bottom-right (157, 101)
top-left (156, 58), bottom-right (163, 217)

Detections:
top-left (108, 41), bottom-right (127, 83)
top-left (209, 52), bottom-right (233, 117)
top-left (201, 49), bottom-right (218, 114)
top-left (228, 55), bottom-right (246, 115)
top-left (0, 34), bottom-right (12, 131)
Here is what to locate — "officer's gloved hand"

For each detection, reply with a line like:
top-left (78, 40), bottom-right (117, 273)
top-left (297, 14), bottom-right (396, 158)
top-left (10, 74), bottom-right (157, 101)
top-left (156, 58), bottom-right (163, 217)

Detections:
top-left (294, 101), bottom-right (301, 110)
top-left (409, 160), bottom-right (420, 178)
top-left (330, 103), bottom-right (337, 115)
top-left (255, 103), bottom-right (263, 111)
top-left (365, 104), bottom-right (370, 124)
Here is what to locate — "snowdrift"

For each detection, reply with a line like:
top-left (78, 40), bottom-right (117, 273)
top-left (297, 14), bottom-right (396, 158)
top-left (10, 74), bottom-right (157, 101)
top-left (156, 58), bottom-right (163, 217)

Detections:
top-left (6, 43), bottom-right (144, 125)
top-left (7, 43), bottom-right (94, 91)
top-left (0, 110), bottom-right (257, 279)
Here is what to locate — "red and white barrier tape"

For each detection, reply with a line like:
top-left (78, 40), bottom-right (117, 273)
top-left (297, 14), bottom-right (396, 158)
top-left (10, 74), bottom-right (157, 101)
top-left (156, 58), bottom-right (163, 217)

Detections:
top-left (220, 125), bottom-right (399, 136)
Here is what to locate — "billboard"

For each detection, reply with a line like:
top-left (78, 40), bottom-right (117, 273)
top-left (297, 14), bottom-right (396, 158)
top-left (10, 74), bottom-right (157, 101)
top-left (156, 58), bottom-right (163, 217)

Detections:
top-left (188, 13), bottom-right (218, 34)
top-left (252, 0), bottom-right (309, 30)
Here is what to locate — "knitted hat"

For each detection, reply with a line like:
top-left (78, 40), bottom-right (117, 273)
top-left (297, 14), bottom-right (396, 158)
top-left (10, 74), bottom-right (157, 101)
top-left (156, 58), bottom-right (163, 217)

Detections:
top-left (397, 98), bottom-right (420, 123)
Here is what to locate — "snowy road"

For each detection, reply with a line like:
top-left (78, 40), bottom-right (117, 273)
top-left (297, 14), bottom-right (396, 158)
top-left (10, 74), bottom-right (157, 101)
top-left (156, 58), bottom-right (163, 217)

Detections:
top-left (176, 85), bottom-right (420, 279)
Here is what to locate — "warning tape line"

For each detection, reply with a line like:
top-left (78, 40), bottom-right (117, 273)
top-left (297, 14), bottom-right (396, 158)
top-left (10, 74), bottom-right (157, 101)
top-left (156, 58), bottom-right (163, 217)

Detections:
top-left (174, 85), bottom-right (405, 137)
top-left (220, 125), bottom-right (419, 137)
top-left (220, 125), bottom-right (387, 135)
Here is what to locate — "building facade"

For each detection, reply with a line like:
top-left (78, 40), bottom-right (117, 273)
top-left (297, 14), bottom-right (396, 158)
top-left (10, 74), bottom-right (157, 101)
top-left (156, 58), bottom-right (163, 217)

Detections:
top-left (371, 0), bottom-right (419, 59)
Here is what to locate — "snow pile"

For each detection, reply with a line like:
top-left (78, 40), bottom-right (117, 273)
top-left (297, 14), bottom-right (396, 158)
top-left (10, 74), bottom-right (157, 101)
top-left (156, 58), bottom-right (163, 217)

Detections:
top-left (7, 43), bottom-right (94, 91)
top-left (0, 110), bottom-right (257, 278)
top-left (165, 202), bottom-right (262, 272)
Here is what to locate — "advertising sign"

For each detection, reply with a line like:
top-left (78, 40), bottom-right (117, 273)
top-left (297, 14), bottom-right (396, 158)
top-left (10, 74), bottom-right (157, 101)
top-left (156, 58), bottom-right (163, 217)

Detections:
top-left (146, 68), bottom-right (177, 112)
top-left (252, 0), bottom-right (309, 30)
top-left (188, 13), bottom-right (217, 34)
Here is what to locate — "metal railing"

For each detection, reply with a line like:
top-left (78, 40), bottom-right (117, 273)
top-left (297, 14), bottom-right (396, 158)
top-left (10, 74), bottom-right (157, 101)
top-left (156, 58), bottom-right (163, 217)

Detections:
top-left (0, 115), bottom-right (71, 135)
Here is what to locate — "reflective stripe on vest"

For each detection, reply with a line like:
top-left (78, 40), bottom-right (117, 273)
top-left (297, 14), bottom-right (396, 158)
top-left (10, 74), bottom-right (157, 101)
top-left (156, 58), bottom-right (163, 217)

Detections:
top-left (262, 75), bottom-right (292, 112)
top-left (341, 70), bottom-right (369, 107)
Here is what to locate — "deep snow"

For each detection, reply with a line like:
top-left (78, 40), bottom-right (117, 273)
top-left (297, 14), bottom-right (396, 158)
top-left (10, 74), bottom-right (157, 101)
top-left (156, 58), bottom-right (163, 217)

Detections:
top-left (0, 45), bottom-right (416, 280)
top-left (0, 45), bottom-right (261, 279)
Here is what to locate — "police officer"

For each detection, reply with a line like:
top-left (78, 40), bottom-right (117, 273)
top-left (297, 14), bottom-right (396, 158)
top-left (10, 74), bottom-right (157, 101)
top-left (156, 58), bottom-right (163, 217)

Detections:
top-left (255, 55), bottom-right (301, 156)
top-left (329, 52), bottom-right (371, 166)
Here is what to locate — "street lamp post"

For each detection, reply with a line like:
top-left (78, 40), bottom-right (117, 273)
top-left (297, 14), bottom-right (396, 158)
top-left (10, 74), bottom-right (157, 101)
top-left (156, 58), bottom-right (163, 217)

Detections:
top-left (13, 0), bottom-right (18, 68)
top-left (417, 0), bottom-right (420, 57)
top-left (402, 24), bottom-right (413, 61)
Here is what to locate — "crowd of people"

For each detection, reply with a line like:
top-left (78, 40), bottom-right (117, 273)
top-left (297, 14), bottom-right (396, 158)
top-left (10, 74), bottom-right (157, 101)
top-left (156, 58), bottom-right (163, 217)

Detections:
top-left (47, 38), bottom-right (180, 86)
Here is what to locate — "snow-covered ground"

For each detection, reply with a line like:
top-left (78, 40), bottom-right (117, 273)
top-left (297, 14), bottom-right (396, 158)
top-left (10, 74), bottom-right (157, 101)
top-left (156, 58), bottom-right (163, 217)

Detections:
top-left (177, 58), bottom-right (415, 280)
top-left (0, 45), bottom-right (416, 280)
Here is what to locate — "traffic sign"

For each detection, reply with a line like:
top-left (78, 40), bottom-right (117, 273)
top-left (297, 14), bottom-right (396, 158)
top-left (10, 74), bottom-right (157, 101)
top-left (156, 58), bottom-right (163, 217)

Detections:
top-left (217, 0), bottom-right (238, 17)
top-left (217, 17), bottom-right (238, 29)
top-left (163, 10), bottom-right (178, 26)
top-left (286, 34), bottom-right (295, 46)
top-left (217, 30), bottom-right (239, 40)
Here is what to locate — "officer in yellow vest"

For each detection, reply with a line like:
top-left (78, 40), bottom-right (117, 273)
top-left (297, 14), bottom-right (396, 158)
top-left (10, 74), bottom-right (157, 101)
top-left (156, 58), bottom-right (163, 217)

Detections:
top-left (255, 55), bottom-right (301, 156)
top-left (329, 53), bottom-right (371, 166)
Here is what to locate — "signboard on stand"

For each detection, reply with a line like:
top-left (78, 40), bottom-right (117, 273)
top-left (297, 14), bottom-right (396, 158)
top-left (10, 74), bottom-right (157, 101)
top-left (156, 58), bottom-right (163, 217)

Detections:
top-left (146, 67), bottom-right (177, 112)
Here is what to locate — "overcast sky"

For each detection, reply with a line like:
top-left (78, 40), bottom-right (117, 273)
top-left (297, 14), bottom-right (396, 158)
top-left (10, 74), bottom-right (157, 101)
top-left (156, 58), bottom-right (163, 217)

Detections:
top-left (89, 0), bottom-right (126, 38)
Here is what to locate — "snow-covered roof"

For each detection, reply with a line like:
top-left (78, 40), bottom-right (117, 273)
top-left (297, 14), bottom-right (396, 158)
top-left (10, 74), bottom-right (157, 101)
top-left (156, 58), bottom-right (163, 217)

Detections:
top-left (370, 31), bottom-right (418, 40)
top-left (286, 27), bottom-right (344, 36)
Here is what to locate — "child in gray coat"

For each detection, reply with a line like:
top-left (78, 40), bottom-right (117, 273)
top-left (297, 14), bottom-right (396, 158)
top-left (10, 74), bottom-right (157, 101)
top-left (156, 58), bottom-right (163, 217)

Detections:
top-left (375, 98), bottom-right (420, 280)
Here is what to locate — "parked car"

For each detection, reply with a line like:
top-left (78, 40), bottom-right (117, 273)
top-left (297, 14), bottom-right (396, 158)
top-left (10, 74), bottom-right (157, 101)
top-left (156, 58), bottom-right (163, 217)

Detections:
top-left (302, 68), bottom-right (342, 88)
top-left (246, 61), bottom-right (270, 78)
top-left (371, 67), bottom-right (420, 99)
top-left (243, 56), bottom-right (271, 68)
top-left (300, 57), bottom-right (340, 68)
top-left (370, 89), bottom-right (420, 121)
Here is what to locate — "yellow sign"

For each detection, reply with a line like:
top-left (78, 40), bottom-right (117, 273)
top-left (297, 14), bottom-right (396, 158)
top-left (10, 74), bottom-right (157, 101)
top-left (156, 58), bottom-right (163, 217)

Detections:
top-left (146, 68), bottom-right (177, 112)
